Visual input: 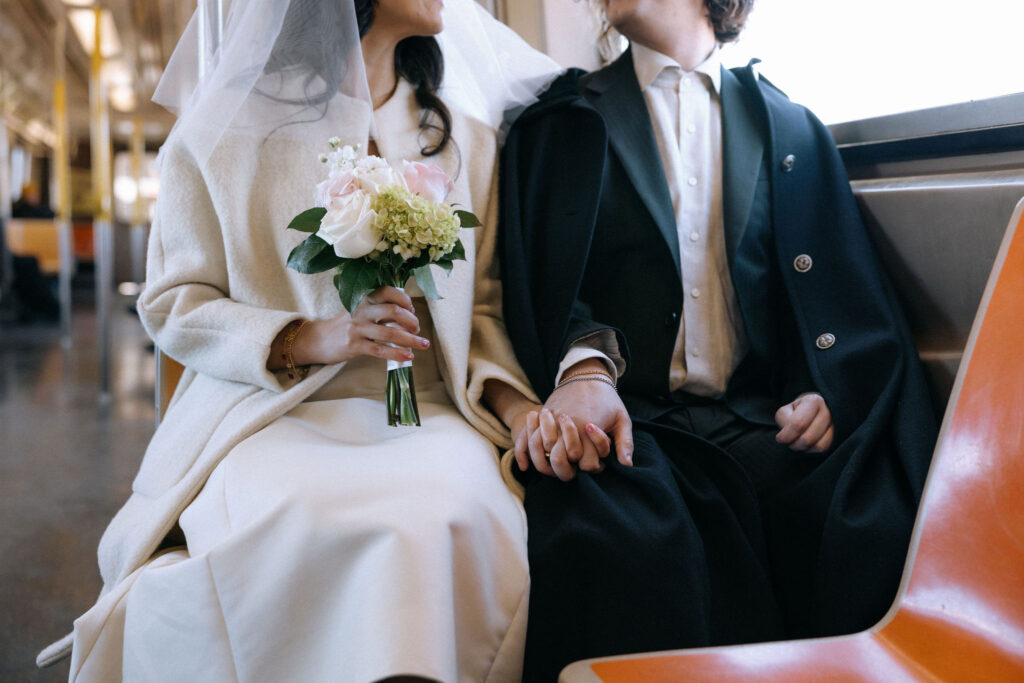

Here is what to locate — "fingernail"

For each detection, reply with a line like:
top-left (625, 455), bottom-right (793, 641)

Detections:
top-left (419, 338), bottom-right (430, 348)
top-left (586, 424), bottom-right (595, 433)
top-left (404, 352), bottom-right (415, 360)
top-left (559, 414), bottom-right (568, 423)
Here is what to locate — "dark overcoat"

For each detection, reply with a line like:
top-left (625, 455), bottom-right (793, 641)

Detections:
top-left (500, 52), bottom-right (937, 639)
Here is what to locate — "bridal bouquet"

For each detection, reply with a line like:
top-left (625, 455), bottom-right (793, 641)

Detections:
top-left (285, 138), bottom-right (478, 426)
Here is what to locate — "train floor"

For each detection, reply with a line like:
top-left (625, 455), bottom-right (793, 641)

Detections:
top-left (1, 286), bottom-right (155, 682)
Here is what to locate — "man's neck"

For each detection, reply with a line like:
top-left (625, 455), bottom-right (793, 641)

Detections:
top-left (621, 5), bottom-right (717, 71)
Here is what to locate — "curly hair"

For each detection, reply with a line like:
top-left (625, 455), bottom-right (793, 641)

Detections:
top-left (704, 0), bottom-right (755, 43)
top-left (586, 0), bottom-right (755, 62)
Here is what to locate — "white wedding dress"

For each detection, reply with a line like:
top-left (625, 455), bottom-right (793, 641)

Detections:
top-left (72, 81), bottom-right (530, 683)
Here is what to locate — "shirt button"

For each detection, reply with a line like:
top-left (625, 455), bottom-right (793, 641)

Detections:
top-left (816, 333), bottom-right (836, 350)
top-left (687, 176), bottom-right (698, 186)
top-left (689, 232), bottom-right (700, 242)
top-left (686, 123), bottom-right (696, 134)
top-left (794, 254), bottom-right (813, 272)
top-left (690, 288), bottom-right (700, 298)
top-left (690, 348), bottom-right (700, 357)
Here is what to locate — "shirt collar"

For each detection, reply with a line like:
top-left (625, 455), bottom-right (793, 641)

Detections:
top-left (632, 42), bottom-right (722, 94)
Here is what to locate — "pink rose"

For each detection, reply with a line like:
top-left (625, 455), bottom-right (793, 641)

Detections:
top-left (314, 170), bottom-right (358, 210)
top-left (402, 161), bottom-right (454, 203)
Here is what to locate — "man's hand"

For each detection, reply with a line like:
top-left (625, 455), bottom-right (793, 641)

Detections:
top-left (514, 377), bottom-right (633, 481)
top-left (775, 392), bottom-right (834, 453)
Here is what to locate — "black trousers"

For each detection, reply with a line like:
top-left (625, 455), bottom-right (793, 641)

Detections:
top-left (519, 404), bottom-right (790, 682)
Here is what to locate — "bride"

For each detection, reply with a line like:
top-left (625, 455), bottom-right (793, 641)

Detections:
top-left (40, 1), bottom-right (560, 680)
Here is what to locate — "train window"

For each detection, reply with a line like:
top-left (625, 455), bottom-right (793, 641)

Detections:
top-left (720, 0), bottom-right (1024, 125)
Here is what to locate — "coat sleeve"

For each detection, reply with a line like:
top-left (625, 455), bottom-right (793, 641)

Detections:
top-left (465, 166), bottom-right (541, 448)
top-left (138, 144), bottom-right (301, 392)
top-left (499, 85), bottom-right (627, 400)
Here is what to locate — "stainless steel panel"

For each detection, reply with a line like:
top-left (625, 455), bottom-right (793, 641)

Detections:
top-left (852, 171), bottom-right (1024, 408)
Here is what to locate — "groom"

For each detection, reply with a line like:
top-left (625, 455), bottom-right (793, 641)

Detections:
top-left (500, 0), bottom-right (937, 678)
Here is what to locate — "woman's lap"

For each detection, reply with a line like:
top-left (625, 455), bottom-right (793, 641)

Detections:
top-left (124, 398), bottom-right (529, 683)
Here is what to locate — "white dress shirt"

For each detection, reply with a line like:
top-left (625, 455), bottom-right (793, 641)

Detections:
top-left (558, 44), bottom-right (747, 397)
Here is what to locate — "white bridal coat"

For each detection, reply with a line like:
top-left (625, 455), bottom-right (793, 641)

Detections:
top-left (48, 79), bottom-right (537, 682)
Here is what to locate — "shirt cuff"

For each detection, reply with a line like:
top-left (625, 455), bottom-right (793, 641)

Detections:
top-left (555, 330), bottom-right (626, 385)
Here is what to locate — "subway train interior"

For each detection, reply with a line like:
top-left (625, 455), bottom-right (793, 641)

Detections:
top-left (2, 0), bottom-right (1023, 681)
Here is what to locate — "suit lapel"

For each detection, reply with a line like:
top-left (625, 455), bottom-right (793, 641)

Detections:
top-left (583, 50), bottom-right (680, 279)
top-left (720, 67), bottom-right (765, 263)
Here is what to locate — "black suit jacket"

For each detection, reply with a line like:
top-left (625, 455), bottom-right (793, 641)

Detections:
top-left (499, 51), bottom-right (938, 636)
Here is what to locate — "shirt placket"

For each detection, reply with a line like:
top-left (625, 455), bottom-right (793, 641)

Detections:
top-left (677, 72), bottom-right (710, 387)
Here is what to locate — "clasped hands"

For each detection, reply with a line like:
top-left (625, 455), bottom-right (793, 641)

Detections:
top-left (512, 372), bottom-right (834, 482)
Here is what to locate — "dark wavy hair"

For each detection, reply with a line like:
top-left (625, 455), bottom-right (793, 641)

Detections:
top-left (356, 0), bottom-right (452, 156)
top-left (705, 0), bottom-right (755, 43)
top-left (263, 0), bottom-right (452, 156)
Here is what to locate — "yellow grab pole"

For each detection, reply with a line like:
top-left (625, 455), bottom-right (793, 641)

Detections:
top-left (90, 6), bottom-right (113, 400)
top-left (130, 115), bottom-right (146, 284)
top-left (54, 16), bottom-right (75, 344)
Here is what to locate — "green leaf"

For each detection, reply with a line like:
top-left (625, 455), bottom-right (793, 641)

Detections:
top-left (434, 257), bottom-right (454, 275)
top-left (286, 234), bottom-right (340, 273)
top-left (449, 239), bottom-right (466, 262)
top-left (455, 210), bottom-right (481, 228)
top-left (335, 258), bottom-right (382, 312)
top-left (287, 207), bottom-right (328, 232)
top-left (412, 265), bottom-right (441, 300)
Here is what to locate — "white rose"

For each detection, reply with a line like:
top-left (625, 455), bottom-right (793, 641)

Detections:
top-left (355, 156), bottom-right (407, 195)
top-left (316, 192), bottom-right (379, 258)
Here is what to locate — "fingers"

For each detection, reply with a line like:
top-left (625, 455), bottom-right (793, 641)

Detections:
top-left (526, 412), bottom-right (555, 477)
top-left (359, 302), bottom-right (421, 334)
top-left (810, 424), bottom-right (835, 453)
top-left (776, 393), bottom-right (833, 452)
top-left (584, 423), bottom-right (612, 459)
top-left (611, 411), bottom-right (634, 466)
top-left (576, 437), bottom-right (604, 474)
top-left (562, 415), bottom-right (603, 473)
top-left (364, 286), bottom-right (414, 312)
top-left (558, 414), bottom-right (584, 465)
top-left (541, 410), bottom-right (575, 481)
top-left (513, 415), bottom-right (531, 472)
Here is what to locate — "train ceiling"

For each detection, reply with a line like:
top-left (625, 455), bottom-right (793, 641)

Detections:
top-left (0, 0), bottom-right (195, 151)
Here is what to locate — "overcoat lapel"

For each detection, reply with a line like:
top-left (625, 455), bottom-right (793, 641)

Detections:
top-left (720, 67), bottom-right (765, 263)
top-left (583, 50), bottom-right (680, 279)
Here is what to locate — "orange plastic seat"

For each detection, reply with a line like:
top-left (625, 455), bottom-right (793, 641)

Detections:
top-left (5, 218), bottom-right (61, 274)
top-left (561, 196), bottom-right (1024, 682)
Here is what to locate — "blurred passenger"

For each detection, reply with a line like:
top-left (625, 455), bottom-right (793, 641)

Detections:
top-left (11, 182), bottom-right (55, 219)
top-left (501, 0), bottom-right (938, 678)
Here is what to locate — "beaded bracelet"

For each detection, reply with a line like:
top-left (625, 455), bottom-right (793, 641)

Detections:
top-left (555, 373), bottom-right (616, 391)
top-left (282, 319), bottom-right (309, 380)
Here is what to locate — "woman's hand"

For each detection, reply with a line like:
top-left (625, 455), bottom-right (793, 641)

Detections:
top-left (775, 392), bottom-right (834, 453)
top-left (268, 286), bottom-right (430, 370)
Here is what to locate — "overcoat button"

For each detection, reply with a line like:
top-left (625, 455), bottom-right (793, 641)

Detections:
top-left (816, 333), bottom-right (836, 350)
top-left (666, 311), bottom-right (680, 328)
top-left (794, 254), bottom-right (813, 272)
top-left (781, 154), bottom-right (796, 172)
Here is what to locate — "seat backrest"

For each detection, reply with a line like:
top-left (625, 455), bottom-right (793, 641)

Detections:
top-left (883, 195), bottom-right (1024, 670)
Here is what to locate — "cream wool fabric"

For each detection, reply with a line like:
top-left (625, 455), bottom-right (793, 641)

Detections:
top-left (54, 79), bottom-right (538, 677)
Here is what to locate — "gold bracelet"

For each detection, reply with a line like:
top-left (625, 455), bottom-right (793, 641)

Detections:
top-left (559, 369), bottom-right (614, 384)
top-left (556, 374), bottom-right (616, 391)
top-left (282, 320), bottom-right (309, 380)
